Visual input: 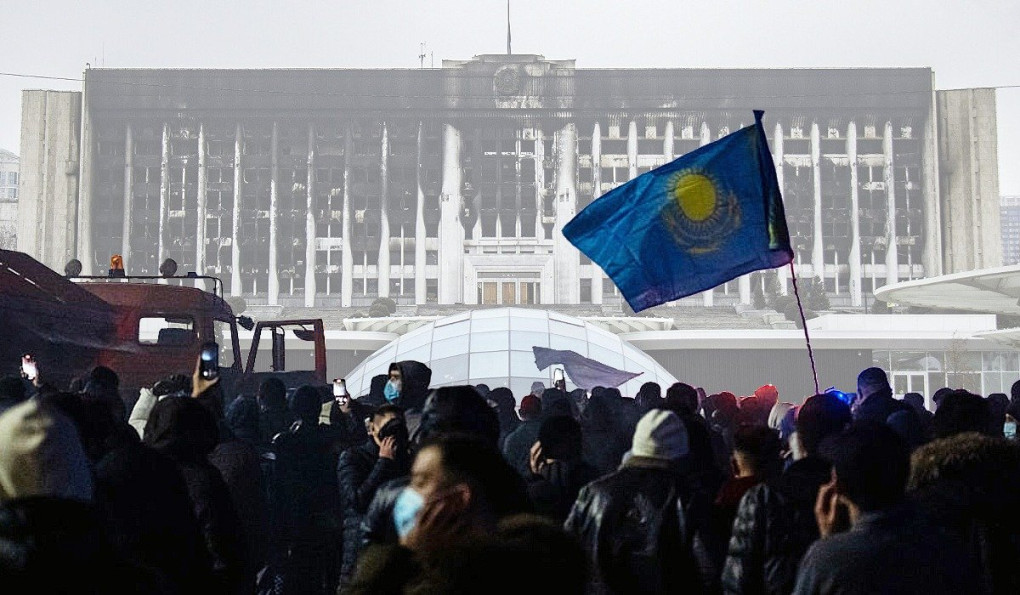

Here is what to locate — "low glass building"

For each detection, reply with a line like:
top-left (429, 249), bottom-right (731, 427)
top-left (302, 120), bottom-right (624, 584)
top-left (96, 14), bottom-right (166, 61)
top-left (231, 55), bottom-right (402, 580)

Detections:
top-left (343, 307), bottom-right (678, 401)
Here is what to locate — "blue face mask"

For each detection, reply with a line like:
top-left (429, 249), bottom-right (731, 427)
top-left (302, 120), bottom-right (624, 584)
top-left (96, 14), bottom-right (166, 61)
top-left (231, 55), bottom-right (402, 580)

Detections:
top-left (384, 380), bottom-right (401, 403)
top-left (393, 487), bottom-right (424, 539)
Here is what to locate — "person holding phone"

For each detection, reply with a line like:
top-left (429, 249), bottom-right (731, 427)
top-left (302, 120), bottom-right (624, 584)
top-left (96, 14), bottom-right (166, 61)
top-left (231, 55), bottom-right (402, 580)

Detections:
top-left (336, 404), bottom-right (411, 588)
top-left (553, 368), bottom-right (566, 392)
top-left (328, 378), bottom-right (369, 454)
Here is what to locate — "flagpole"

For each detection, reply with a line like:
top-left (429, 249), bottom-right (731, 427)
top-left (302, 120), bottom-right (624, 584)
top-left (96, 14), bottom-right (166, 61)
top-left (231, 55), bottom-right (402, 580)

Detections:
top-left (788, 261), bottom-right (820, 395)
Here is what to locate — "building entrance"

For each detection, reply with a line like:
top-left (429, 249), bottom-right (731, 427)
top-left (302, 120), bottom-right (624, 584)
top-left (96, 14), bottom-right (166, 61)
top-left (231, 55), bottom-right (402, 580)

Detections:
top-left (478, 280), bottom-right (540, 305)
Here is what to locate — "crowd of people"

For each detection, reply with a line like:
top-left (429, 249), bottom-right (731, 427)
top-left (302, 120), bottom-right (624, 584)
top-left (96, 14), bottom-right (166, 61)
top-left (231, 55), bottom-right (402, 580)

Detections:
top-left (1, 356), bottom-right (1020, 594)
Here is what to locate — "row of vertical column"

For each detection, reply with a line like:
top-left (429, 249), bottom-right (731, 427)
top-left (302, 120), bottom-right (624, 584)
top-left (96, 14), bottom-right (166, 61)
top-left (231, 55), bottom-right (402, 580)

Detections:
top-left (578, 117), bottom-right (904, 308)
top-left (121, 120), bottom-right (426, 307)
top-left (111, 117), bottom-right (906, 309)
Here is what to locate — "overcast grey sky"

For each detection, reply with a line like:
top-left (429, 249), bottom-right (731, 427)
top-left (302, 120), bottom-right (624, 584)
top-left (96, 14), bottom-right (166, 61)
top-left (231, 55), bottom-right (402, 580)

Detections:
top-left (3, 0), bottom-right (1018, 193)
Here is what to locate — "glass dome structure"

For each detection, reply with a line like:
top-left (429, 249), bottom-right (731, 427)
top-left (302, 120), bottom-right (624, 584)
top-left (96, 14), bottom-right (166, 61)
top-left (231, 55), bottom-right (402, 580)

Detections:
top-left (343, 308), bottom-right (678, 402)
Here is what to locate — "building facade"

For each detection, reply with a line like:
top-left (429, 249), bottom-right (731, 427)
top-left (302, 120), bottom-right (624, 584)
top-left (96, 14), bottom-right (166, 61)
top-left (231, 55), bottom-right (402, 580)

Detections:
top-left (18, 55), bottom-right (1000, 307)
top-left (0, 149), bottom-right (18, 249)
top-left (16, 91), bottom-right (82, 269)
top-left (937, 88), bottom-right (1002, 272)
top-left (1001, 195), bottom-right (1020, 265)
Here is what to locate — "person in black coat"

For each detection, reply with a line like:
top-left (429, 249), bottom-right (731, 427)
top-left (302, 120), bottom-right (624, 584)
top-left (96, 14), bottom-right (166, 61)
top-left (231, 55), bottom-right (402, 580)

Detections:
top-left (502, 394), bottom-right (544, 479)
top-left (270, 385), bottom-right (342, 595)
top-left (565, 410), bottom-right (702, 594)
top-left (721, 393), bottom-right (851, 595)
top-left (211, 395), bottom-right (268, 592)
top-left (580, 388), bottom-right (630, 476)
top-left (95, 440), bottom-right (215, 593)
top-left (359, 385), bottom-right (514, 550)
top-left (144, 396), bottom-right (246, 594)
top-left (336, 404), bottom-right (411, 588)
top-left (526, 415), bottom-right (600, 524)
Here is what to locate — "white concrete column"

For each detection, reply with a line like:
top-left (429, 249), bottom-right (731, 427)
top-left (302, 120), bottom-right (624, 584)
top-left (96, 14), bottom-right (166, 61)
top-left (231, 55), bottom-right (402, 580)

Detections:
top-left (414, 121), bottom-right (427, 304)
top-left (534, 127), bottom-right (544, 235)
top-left (77, 89), bottom-right (94, 274)
top-left (553, 123), bottom-right (579, 304)
top-left (847, 121), bottom-right (863, 306)
top-left (121, 123), bottom-right (133, 266)
top-left (664, 120), bottom-right (675, 162)
top-left (883, 121), bottom-right (899, 285)
top-left (158, 123), bottom-right (170, 265)
top-left (700, 121), bottom-right (714, 307)
top-left (267, 122), bottom-right (280, 305)
top-left (591, 121), bottom-right (604, 305)
top-left (341, 126), bottom-right (354, 307)
top-left (774, 122), bottom-right (789, 296)
top-left (231, 123), bottom-right (243, 296)
top-left (304, 123), bottom-right (317, 307)
top-left (739, 275), bottom-right (752, 305)
top-left (810, 122), bottom-right (824, 283)
top-left (627, 120), bottom-right (638, 180)
top-left (196, 123), bottom-right (207, 273)
top-left (378, 122), bottom-right (391, 298)
top-left (438, 124), bottom-right (464, 304)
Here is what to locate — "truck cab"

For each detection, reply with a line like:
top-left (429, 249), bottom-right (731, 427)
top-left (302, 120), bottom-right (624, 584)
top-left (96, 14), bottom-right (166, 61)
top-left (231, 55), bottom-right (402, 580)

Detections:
top-left (0, 249), bottom-right (326, 398)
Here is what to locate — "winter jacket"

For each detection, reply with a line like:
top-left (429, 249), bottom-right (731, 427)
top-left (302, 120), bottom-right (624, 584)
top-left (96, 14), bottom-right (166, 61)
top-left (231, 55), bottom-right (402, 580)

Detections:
top-left (721, 456), bottom-right (831, 595)
top-left (337, 439), bottom-right (410, 584)
top-left (564, 457), bottom-right (703, 595)
top-left (793, 504), bottom-right (978, 595)
top-left (270, 420), bottom-right (341, 538)
top-left (502, 419), bottom-right (543, 478)
top-left (360, 476), bottom-right (410, 549)
top-left (0, 496), bottom-right (170, 593)
top-left (95, 442), bottom-right (214, 593)
top-left (210, 438), bottom-right (267, 588)
top-left (144, 397), bottom-right (246, 594)
top-left (852, 389), bottom-right (912, 424)
top-left (526, 458), bottom-right (601, 524)
top-left (360, 361), bottom-right (432, 437)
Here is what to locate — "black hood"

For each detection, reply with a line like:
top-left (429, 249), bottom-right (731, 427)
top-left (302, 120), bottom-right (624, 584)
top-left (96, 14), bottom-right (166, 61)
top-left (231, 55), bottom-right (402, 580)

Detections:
top-left (367, 374), bottom-right (388, 403)
top-left (143, 397), bottom-right (219, 463)
top-left (394, 360), bottom-right (432, 410)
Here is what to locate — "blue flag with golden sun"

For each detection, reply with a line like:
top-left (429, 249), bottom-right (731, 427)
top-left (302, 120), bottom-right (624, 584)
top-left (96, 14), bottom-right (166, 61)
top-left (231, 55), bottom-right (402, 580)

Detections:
top-left (563, 110), bottom-right (793, 312)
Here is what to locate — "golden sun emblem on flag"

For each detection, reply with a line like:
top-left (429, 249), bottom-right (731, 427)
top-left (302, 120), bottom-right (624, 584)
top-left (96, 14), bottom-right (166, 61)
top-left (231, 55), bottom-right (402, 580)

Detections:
top-left (661, 168), bottom-right (741, 254)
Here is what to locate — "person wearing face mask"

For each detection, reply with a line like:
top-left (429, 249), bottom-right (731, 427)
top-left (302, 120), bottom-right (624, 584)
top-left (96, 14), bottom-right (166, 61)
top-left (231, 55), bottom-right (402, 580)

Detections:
top-left (360, 362), bottom-right (431, 436)
top-left (336, 405), bottom-right (411, 589)
top-left (343, 433), bottom-right (532, 594)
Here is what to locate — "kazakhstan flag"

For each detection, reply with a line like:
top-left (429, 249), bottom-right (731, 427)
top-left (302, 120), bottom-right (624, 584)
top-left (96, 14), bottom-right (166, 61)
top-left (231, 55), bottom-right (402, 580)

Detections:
top-left (563, 110), bottom-right (793, 312)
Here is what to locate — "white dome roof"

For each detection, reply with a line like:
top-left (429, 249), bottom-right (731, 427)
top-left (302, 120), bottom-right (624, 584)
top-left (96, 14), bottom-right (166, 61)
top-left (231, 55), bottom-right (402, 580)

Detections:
top-left (343, 307), bottom-right (678, 401)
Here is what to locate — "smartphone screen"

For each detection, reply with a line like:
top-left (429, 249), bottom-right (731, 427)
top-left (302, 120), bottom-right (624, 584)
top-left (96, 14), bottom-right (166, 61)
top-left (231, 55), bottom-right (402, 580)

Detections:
top-left (553, 368), bottom-right (565, 385)
top-left (199, 341), bottom-right (219, 379)
top-left (333, 378), bottom-right (349, 401)
top-left (21, 355), bottom-right (38, 381)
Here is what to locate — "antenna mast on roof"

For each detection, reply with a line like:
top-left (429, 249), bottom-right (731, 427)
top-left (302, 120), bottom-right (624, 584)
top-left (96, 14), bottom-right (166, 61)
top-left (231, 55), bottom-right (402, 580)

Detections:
top-left (419, 42), bottom-right (426, 69)
top-left (506, 0), bottom-right (512, 55)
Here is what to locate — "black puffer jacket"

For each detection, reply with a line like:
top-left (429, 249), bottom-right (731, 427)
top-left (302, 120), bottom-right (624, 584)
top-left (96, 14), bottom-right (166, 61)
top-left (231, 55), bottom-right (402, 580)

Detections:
top-left (337, 439), bottom-right (410, 583)
top-left (721, 456), bottom-right (831, 595)
top-left (564, 458), bottom-right (703, 595)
